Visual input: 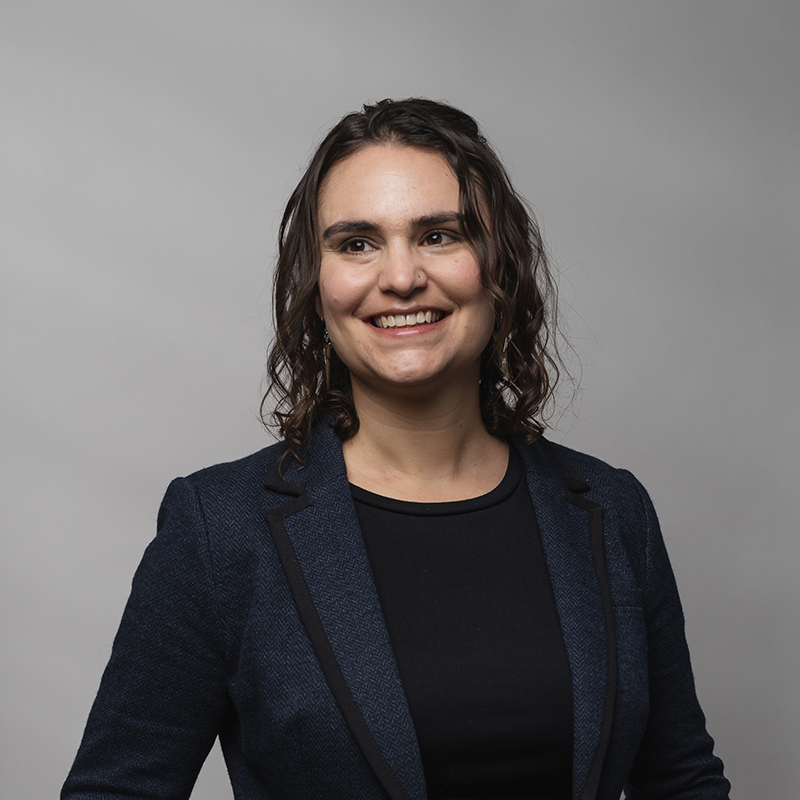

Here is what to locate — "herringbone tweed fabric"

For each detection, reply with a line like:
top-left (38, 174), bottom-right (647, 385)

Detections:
top-left (62, 423), bottom-right (729, 799)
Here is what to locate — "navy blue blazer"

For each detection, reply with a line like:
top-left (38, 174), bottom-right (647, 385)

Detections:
top-left (62, 423), bottom-right (729, 800)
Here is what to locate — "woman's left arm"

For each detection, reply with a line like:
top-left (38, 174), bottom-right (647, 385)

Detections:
top-left (620, 470), bottom-right (730, 800)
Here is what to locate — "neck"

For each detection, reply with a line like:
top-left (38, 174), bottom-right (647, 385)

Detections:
top-left (342, 375), bottom-right (509, 502)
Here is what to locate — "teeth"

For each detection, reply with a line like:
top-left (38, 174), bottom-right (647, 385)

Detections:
top-left (376, 311), bottom-right (441, 329)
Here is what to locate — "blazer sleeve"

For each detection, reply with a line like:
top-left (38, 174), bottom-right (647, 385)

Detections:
top-left (620, 470), bottom-right (730, 800)
top-left (61, 477), bottom-right (229, 800)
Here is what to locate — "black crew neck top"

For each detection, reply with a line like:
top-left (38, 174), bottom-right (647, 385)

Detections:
top-left (351, 446), bottom-right (573, 800)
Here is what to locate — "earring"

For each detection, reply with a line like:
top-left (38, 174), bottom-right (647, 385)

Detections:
top-left (323, 328), bottom-right (331, 389)
top-left (500, 334), bottom-right (511, 380)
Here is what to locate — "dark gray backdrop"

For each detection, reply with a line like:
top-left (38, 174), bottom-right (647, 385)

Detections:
top-left (2, 2), bottom-right (798, 797)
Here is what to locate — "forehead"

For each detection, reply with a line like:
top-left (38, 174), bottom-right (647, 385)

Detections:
top-left (318, 145), bottom-right (459, 223)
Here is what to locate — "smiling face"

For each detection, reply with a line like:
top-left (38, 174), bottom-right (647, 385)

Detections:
top-left (317, 144), bottom-right (495, 402)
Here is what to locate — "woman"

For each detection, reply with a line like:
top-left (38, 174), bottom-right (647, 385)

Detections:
top-left (62, 99), bottom-right (729, 799)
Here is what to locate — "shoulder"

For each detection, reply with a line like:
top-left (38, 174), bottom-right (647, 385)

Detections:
top-left (517, 439), bottom-right (672, 601)
top-left (518, 437), bottom-right (649, 502)
top-left (516, 437), bottom-right (659, 551)
top-left (177, 421), bottom-right (345, 497)
top-left (182, 439), bottom-right (286, 495)
top-left (153, 440), bottom-right (289, 549)
top-left (157, 422), bottom-right (348, 529)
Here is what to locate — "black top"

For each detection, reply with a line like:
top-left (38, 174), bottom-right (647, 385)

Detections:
top-left (351, 446), bottom-right (573, 800)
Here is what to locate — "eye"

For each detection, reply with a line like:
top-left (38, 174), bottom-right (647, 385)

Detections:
top-left (422, 230), bottom-right (457, 247)
top-left (340, 237), bottom-right (376, 254)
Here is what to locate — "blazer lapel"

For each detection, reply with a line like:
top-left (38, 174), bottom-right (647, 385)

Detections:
top-left (516, 438), bottom-right (617, 800)
top-left (264, 423), bottom-right (426, 800)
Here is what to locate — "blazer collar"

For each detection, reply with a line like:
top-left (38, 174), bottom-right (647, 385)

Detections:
top-left (265, 426), bottom-right (616, 800)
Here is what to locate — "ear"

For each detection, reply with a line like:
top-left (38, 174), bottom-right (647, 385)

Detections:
top-left (315, 295), bottom-right (324, 321)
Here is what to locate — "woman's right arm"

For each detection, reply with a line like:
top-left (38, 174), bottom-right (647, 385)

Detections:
top-left (61, 478), bottom-right (229, 800)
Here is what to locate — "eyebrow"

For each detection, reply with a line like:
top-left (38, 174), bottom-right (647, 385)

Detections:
top-left (321, 212), bottom-right (463, 245)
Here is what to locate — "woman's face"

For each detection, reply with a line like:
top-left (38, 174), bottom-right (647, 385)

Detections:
top-left (316, 144), bottom-right (495, 400)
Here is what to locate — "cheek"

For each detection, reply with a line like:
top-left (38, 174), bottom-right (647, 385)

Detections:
top-left (450, 250), bottom-right (483, 288)
top-left (473, 301), bottom-right (496, 347)
top-left (456, 259), bottom-right (495, 340)
top-left (317, 267), bottom-right (356, 317)
top-left (451, 257), bottom-right (490, 309)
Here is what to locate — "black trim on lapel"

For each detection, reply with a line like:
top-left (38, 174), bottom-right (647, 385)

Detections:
top-left (539, 439), bottom-right (617, 800)
top-left (538, 437), bottom-right (591, 494)
top-left (264, 454), bottom-right (306, 497)
top-left (263, 454), bottom-right (413, 800)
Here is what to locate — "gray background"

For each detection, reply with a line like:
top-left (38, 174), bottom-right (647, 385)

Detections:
top-left (2, 2), bottom-right (797, 797)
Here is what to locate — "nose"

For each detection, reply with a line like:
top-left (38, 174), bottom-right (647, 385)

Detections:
top-left (377, 242), bottom-right (427, 297)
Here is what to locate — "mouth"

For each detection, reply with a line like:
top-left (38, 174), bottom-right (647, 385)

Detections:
top-left (371, 310), bottom-right (444, 329)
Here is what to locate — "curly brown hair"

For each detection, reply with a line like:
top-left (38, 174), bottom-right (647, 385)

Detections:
top-left (263, 98), bottom-right (564, 460)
